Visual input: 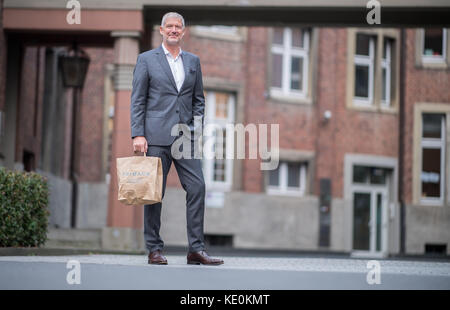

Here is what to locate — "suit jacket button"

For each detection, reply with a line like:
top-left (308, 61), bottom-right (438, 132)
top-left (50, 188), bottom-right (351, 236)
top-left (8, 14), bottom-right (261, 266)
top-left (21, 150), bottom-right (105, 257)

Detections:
top-left (176, 110), bottom-right (179, 113)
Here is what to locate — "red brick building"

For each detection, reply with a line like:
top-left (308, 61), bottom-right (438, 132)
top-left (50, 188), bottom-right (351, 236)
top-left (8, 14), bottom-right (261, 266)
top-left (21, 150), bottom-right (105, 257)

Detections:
top-left (0, 0), bottom-right (449, 257)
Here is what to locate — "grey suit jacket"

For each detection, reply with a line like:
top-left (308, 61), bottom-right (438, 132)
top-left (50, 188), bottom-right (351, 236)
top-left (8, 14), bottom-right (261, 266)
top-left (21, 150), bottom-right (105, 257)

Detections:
top-left (130, 45), bottom-right (205, 146)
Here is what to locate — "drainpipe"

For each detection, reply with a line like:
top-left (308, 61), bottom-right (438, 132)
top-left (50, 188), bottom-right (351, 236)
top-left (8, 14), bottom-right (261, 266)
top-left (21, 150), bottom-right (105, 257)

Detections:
top-left (398, 28), bottom-right (406, 255)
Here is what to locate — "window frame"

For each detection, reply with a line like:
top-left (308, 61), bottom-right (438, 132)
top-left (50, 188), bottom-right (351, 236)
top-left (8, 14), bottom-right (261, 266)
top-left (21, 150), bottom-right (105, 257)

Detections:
top-left (415, 28), bottom-right (450, 70)
top-left (422, 28), bottom-right (447, 64)
top-left (346, 28), bottom-right (400, 114)
top-left (412, 103), bottom-right (450, 207)
top-left (189, 25), bottom-right (247, 42)
top-left (353, 34), bottom-right (375, 107)
top-left (266, 161), bottom-right (307, 197)
top-left (420, 114), bottom-right (446, 206)
top-left (202, 90), bottom-right (236, 192)
top-left (270, 27), bottom-right (310, 100)
top-left (195, 25), bottom-right (239, 35)
top-left (381, 40), bottom-right (391, 107)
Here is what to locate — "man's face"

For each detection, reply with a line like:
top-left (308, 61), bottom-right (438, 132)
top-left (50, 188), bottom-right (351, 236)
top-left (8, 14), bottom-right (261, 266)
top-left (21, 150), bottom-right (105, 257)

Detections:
top-left (160, 17), bottom-right (185, 46)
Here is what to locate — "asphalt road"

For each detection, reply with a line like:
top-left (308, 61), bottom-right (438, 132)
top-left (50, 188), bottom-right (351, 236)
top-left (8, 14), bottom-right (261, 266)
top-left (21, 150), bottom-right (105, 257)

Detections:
top-left (0, 254), bottom-right (449, 290)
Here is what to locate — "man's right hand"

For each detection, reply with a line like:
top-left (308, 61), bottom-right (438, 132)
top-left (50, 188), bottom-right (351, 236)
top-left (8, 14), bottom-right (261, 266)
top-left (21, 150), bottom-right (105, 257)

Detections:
top-left (133, 136), bottom-right (148, 154)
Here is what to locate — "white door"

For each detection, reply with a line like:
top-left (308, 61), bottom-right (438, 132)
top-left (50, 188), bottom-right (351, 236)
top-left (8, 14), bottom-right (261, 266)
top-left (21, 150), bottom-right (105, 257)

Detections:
top-left (351, 187), bottom-right (388, 258)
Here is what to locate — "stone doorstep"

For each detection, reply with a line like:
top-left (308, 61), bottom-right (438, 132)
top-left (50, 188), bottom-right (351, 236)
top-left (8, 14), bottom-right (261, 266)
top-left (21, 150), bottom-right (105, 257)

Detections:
top-left (43, 240), bottom-right (102, 250)
top-left (46, 228), bottom-right (102, 241)
top-left (44, 228), bottom-right (102, 250)
top-left (45, 227), bottom-right (146, 252)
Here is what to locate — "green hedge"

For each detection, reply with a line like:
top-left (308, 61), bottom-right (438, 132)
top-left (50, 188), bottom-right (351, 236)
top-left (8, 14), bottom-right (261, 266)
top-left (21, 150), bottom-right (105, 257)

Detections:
top-left (0, 167), bottom-right (50, 247)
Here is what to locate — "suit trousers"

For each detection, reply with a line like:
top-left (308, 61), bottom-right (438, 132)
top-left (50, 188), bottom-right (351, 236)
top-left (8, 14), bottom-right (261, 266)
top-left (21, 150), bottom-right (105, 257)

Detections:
top-left (144, 135), bottom-right (206, 253)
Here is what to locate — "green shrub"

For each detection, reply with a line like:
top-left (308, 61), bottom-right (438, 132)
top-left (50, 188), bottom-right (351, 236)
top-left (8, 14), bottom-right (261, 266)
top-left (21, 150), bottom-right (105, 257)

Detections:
top-left (0, 167), bottom-right (50, 247)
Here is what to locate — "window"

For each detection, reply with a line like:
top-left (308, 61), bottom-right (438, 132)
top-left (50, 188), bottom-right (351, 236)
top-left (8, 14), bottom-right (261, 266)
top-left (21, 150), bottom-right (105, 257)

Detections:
top-left (347, 29), bottom-right (399, 111)
top-left (191, 25), bottom-right (245, 42)
top-left (195, 25), bottom-right (239, 35)
top-left (421, 113), bottom-right (445, 205)
top-left (354, 34), bottom-right (375, 106)
top-left (266, 161), bottom-right (307, 196)
top-left (353, 165), bottom-right (388, 185)
top-left (422, 28), bottom-right (447, 63)
top-left (425, 243), bottom-right (447, 256)
top-left (202, 91), bottom-right (235, 191)
top-left (381, 38), bottom-right (392, 107)
top-left (270, 28), bottom-right (310, 99)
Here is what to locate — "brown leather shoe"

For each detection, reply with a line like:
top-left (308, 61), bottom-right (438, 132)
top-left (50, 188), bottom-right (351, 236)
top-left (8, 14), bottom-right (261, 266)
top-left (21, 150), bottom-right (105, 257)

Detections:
top-left (148, 250), bottom-right (168, 265)
top-left (187, 250), bottom-right (224, 265)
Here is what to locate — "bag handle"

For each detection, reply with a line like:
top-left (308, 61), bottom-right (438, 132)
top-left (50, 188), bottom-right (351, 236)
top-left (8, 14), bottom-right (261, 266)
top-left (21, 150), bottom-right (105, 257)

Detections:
top-left (133, 150), bottom-right (147, 157)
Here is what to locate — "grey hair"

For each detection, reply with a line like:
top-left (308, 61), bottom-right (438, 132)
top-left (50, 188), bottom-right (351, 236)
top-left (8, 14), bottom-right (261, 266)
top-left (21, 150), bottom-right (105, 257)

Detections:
top-left (161, 12), bottom-right (185, 28)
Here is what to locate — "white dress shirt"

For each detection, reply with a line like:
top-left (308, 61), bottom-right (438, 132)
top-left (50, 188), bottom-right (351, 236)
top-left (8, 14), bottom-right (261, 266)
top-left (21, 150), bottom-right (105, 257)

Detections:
top-left (161, 43), bottom-right (185, 92)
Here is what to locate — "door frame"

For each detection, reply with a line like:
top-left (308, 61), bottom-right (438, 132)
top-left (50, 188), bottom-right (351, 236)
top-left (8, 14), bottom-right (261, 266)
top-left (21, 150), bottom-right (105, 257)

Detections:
top-left (350, 185), bottom-right (389, 258)
top-left (344, 154), bottom-right (398, 257)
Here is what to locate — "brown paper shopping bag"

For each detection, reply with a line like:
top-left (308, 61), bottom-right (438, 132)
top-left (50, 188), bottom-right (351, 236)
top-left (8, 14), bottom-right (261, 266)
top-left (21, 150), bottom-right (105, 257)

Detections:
top-left (116, 154), bottom-right (163, 205)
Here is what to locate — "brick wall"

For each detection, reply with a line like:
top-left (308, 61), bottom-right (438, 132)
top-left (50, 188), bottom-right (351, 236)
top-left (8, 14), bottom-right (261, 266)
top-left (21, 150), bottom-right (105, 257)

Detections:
top-left (316, 29), bottom-right (398, 198)
top-left (133, 26), bottom-right (448, 203)
top-left (403, 28), bottom-right (450, 204)
top-left (14, 46), bottom-right (46, 170)
top-left (77, 47), bottom-right (114, 182)
top-left (240, 28), bottom-right (399, 198)
top-left (149, 26), bottom-right (401, 198)
top-left (0, 0), bottom-right (5, 112)
top-left (16, 45), bottom-right (115, 181)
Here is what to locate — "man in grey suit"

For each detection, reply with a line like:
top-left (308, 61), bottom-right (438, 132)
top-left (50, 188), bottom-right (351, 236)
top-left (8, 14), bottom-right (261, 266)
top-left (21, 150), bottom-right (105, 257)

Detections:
top-left (131, 12), bottom-right (224, 266)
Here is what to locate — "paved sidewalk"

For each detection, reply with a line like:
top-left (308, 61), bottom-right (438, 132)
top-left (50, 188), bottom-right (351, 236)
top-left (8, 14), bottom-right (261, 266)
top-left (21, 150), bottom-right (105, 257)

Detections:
top-left (2, 254), bottom-right (450, 275)
top-left (1, 254), bottom-right (450, 289)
